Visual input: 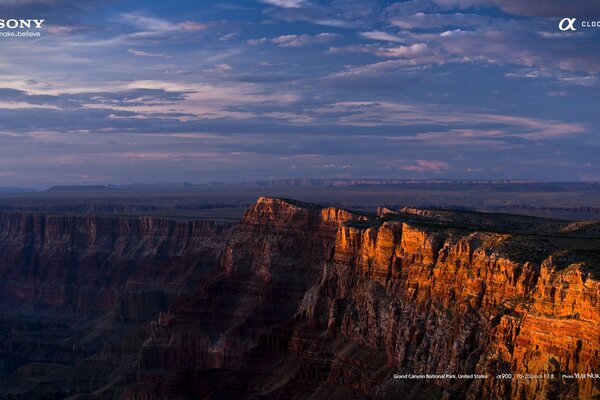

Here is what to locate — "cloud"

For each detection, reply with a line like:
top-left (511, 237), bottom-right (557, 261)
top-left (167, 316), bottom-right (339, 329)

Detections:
top-left (120, 13), bottom-right (207, 34)
top-left (557, 75), bottom-right (598, 86)
top-left (203, 64), bottom-right (233, 73)
top-left (400, 160), bottom-right (450, 172)
top-left (260, 0), bottom-right (304, 8)
top-left (437, 28), bottom-right (600, 75)
top-left (120, 12), bottom-right (176, 32)
top-left (333, 17), bottom-right (600, 79)
top-left (272, 33), bottom-right (338, 47)
top-left (311, 101), bottom-right (587, 140)
top-left (219, 33), bottom-right (236, 41)
top-left (326, 57), bottom-right (442, 77)
top-left (0, 87), bottom-right (189, 114)
top-left (127, 49), bottom-right (166, 57)
top-left (261, 0), bottom-right (379, 28)
top-left (375, 43), bottom-right (429, 57)
top-left (47, 25), bottom-right (85, 35)
top-left (327, 43), bottom-right (441, 71)
top-left (360, 31), bottom-right (405, 43)
top-left (483, 0), bottom-right (599, 18)
top-left (390, 12), bottom-right (493, 30)
top-left (251, 33), bottom-right (338, 47)
top-left (178, 21), bottom-right (207, 31)
top-left (248, 37), bottom-right (269, 45)
top-left (1, 82), bottom-right (584, 147)
top-left (505, 68), bottom-right (599, 86)
top-left (288, 3), bottom-right (600, 79)
top-left (330, 42), bottom-right (432, 59)
top-left (389, 0), bottom-right (599, 18)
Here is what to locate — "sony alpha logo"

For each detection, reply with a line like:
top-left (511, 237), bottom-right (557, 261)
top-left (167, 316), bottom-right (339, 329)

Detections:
top-left (559, 18), bottom-right (577, 31)
top-left (0, 19), bottom-right (45, 29)
top-left (559, 17), bottom-right (600, 31)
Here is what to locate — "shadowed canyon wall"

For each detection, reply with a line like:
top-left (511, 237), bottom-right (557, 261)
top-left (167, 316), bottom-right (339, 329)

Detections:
top-left (0, 212), bottom-right (232, 398)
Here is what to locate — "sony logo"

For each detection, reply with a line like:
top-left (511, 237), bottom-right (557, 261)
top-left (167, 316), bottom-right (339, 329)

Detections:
top-left (0, 19), bottom-right (45, 29)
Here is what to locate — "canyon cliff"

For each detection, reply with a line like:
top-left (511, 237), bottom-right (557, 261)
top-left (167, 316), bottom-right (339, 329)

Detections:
top-left (0, 212), bottom-right (232, 398)
top-left (0, 198), bottom-right (598, 399)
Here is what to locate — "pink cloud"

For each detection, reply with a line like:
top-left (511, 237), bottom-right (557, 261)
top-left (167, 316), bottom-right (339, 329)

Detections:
top-left (178, 21), bottom-right (207, 31)
top-left (401, 160), bottom-right (451, 172)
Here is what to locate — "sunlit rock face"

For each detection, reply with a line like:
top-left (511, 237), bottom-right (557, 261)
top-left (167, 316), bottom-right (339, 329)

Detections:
top-left (0, 199), bottom-right (598, 399)
top-left (298, 217), bottom-right (599, 400)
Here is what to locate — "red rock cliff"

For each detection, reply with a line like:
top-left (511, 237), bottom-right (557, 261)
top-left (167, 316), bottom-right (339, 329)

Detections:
top-left (294, 212), bottom-right (599, 400)
top-left (125, 198), bottom-right (599, 400)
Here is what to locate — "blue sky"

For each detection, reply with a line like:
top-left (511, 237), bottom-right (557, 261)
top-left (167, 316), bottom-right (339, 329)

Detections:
top-left (0, 0), bottom-right (599, 186)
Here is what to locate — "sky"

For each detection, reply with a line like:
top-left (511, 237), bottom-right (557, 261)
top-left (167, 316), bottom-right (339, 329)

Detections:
top-left (0, 0), bottom-right (599, 186)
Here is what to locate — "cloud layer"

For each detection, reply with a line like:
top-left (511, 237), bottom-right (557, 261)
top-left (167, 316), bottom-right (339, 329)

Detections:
top-left (0, 0), bottom-right (598, 185)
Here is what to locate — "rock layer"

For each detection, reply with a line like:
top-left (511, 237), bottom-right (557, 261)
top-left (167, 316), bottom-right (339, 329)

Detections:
top-left (0, 212), bottom-right (232, 398)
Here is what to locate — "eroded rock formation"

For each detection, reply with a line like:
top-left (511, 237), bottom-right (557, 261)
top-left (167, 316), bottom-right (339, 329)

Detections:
top-left (0, 212), bottom-right (232, 398)
top-left (0, 198), bottom-right (598, 399)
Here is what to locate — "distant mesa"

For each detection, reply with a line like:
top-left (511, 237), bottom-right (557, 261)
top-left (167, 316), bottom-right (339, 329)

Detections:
top-left (33, 179), bottom-right (600, 193)
top-left (0, 187), bottom-right (37, 193)
top-left (219, 178), bottom-right (546, 187)
top-left (46, 185), bottom-right (113, 192)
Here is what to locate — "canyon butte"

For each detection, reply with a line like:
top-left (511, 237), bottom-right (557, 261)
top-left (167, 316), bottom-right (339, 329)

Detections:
top-left (0, 197), bottom-right (598, 399)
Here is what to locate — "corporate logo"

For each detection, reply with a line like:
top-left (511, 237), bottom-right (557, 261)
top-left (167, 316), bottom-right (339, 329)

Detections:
top-left (559, 17), bottom-right (600, 31)
top-left (559, 18), bottom-right (577, 31)
top-left (0, 19), bottom-right (45, 29)
top-left (0, 19), bottom-right (45, 39)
